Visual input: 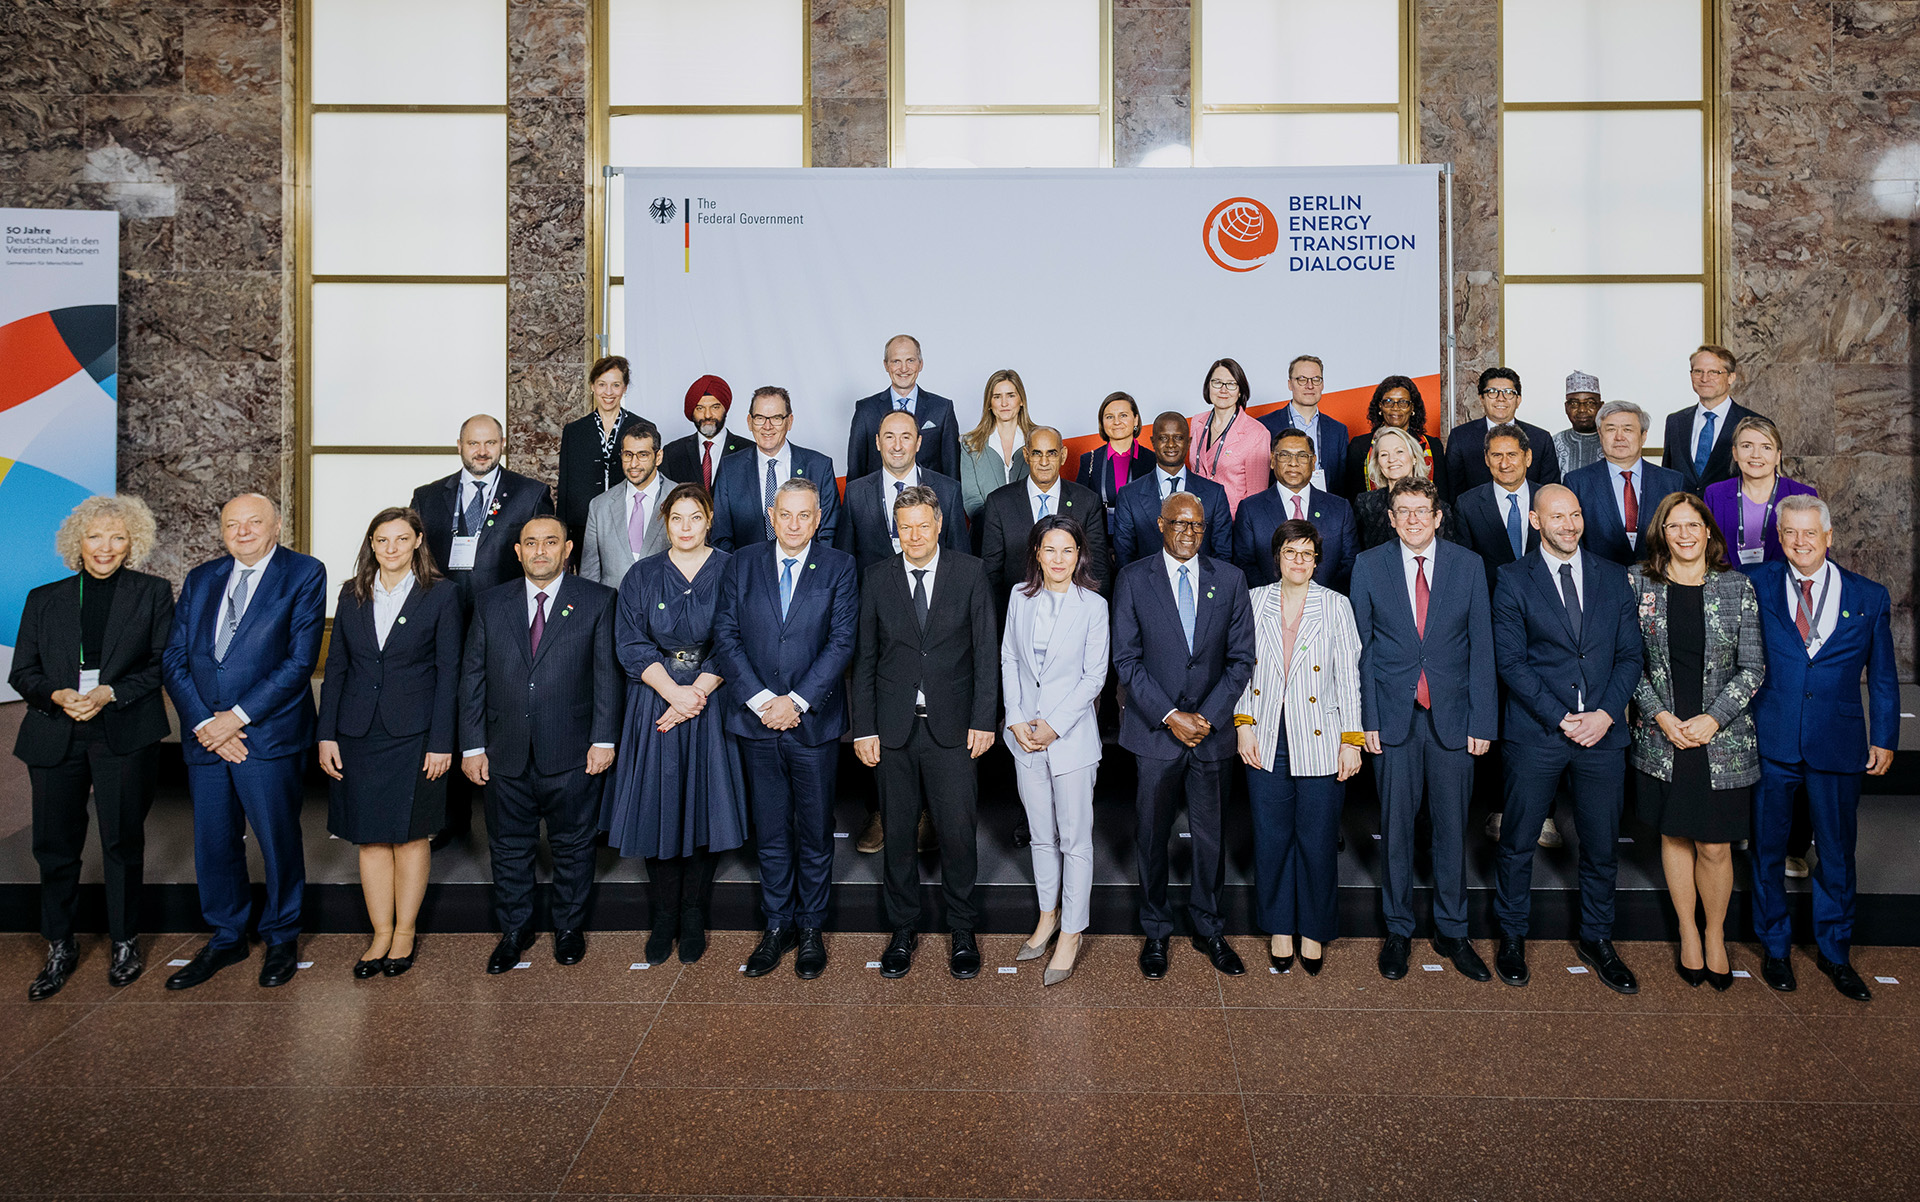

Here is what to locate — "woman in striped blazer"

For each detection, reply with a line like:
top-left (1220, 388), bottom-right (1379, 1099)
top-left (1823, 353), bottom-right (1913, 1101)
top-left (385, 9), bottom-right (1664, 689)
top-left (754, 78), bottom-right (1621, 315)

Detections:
top-left (1235, 518), bottom-right (1364, 976)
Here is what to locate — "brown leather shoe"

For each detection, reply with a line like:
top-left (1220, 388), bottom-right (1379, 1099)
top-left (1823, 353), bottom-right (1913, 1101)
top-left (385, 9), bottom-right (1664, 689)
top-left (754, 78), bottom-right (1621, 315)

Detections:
top-left (854, 811), bottom-right (884, 854)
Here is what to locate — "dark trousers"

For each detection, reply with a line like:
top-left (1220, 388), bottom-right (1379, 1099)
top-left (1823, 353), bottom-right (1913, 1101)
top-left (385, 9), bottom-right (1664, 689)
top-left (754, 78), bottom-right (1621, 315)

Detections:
top-left (1135, 750), bottom-right (1228, 939)
top-left (878, 718), bottom-right (978, 931)
top-left (1497, 740), bottom-right (1625, 941)
top-left (187, 752), bottom-right (307, 948)
top-left (1246, 738), bottom-right (1344, 944)
top-left (29, 730), bottom-right (156, 942)
top-left (1752, 757), bottom-right (1861, 963)
top-left (740, 734), bottom-right (838, 928)
top-left (1379, 709), bottom-right (1474, 938)
top-left (485, 765), bottom-right (602, 934)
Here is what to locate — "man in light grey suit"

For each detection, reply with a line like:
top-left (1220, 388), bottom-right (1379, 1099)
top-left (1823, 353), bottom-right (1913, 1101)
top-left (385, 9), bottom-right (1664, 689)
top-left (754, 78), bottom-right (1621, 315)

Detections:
top-left (582, 418), bottom-right (677, 587)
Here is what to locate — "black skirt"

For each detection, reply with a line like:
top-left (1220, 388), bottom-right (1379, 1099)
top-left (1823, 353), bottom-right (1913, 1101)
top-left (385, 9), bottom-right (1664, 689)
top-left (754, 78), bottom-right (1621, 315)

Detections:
top-left (1634, 582), bottom-right (1750, 843)
top-left (327, 725), bottom-right (447, 844)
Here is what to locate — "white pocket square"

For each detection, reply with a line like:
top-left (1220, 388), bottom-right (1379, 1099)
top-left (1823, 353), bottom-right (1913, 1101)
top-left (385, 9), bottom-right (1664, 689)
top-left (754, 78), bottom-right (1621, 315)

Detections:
top-left (921, 419), bottom-right (937, 430)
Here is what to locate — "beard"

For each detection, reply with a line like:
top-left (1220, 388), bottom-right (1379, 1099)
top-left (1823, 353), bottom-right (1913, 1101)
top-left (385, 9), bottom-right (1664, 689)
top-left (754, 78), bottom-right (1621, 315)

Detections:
top-left (696, 419), bottom-right (722, 438)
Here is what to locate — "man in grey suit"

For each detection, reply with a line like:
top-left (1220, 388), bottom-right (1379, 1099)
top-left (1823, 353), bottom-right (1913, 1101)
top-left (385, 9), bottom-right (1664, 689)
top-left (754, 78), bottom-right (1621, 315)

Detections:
top-left (582, 418), bottom-right (677, 587)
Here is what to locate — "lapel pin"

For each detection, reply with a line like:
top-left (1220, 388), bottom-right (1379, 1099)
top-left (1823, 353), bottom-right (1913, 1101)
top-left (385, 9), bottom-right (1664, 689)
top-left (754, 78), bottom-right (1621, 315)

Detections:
top-left (1842, 610), bottom-right (1850, 618)
top-left (397, 616), bottom-right (407, 624)
top-left (809, 562), bottom-right (816, 569)
top-left (657, 602), bottom-right (667, 609)
top-left (560, 605), bottom-right (573, 618)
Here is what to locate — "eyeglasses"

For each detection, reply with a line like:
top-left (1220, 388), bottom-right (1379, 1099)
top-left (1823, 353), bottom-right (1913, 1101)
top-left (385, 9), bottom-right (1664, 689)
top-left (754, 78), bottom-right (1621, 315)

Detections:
top-left (1379, 398), bottom-right (1413, 409)
top-left (1392, 507), bottom-right (1435, 522)
top-left (1689, 368), bottom-right (1730, 379)
top-left (1662, 521), bottom-right (1706, 535)
top-left (1481, 388), bottom-right (1519, 400)
top-left (1274, 450), bottom-right (1315, 462)
top-left (1279, 549), bottom-right (1317, 563)
top-left (1027, 448), bottom-right (1063, 460)
top-left (747, 413), bottom-right (789, 426)
top-left (1165, 519), bottom-right (1205, 534)
top-left (1290, 375), bottom-right (1323, 386)
top-left (619, 449), bottom-right (654, 461)
top-left (1209, 379), bottom-right (1239, 391)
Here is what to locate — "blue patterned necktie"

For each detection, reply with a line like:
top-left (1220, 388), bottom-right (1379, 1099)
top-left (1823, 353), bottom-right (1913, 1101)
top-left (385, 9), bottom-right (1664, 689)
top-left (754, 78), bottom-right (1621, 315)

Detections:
top-left (460, 481), bottom-right (485, 537)
top-left (214, 568), bottom-right (254, 661)
top-left (763, 458), bottom-right (779, 539)
top-left (779, 557), bottom-right (797, 620)
top-left (1177, 564), bottom-right (1196, 652)
top-left (891, 480), bottom-right (904, 536)
top-left (1693, 409), bottom-right (1717, 481)
top-left (1038, 490), bottom-right (1051, 519)
top-left (1505, 491), bottom-right (1523, 559)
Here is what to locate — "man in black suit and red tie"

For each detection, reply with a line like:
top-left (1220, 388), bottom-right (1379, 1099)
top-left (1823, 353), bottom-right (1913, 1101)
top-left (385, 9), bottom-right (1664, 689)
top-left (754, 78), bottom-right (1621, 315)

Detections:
top-left (1662, 344), bottom-right (1762, 494)
top-left (662, 374), bottom-right (750, 492)
top-left (845, 334), bottom-right (961, 482)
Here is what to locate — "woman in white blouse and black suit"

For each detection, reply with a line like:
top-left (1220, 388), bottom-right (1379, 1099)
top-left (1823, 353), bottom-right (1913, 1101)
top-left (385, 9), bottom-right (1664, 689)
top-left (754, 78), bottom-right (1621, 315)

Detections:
top-left (1235, 518), bottom-right (1364, 975)
top-left (1002, 514), bottom-right (1109, 986)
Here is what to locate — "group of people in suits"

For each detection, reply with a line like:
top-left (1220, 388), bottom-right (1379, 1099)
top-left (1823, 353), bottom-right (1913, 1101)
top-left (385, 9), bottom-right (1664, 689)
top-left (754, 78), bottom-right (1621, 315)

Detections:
top-left (8, 339), bottom-right (1900, 1005)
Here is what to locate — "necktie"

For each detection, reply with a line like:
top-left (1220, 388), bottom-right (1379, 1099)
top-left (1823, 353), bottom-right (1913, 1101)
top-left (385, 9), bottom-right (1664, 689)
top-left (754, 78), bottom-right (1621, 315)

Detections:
top-left (1795, 576), bottom-right (1815, 643)
top-left (214, 568), bottom-right (254, 661)
top-left (1164, 473), bottom-right (1178, 499)
top-left (1177, 564), bottom-right (1196, 652)
top-left (911, 568), bottom-right (929, 631)
top-left (701, 440), bottom-right (714, 491)
top-left (1038, 491), bottom-right (1051, 519)
top-left (1621, 469), bottom-right (1638, 538)
top-left (628, 489), bottom-right (647, 554)
top-left (763, 458), bottom-right (779, 539)
top-left (1558, 562), bottom-right (1582, 642)
top-left (1413, 555), bottom-right (1430, 708)
top-left (891, 480), bottom-right (904, 536)
top-left (1291, 493), bottom-right (1305, 521)
top-left (530, 590), bottom-right (549, 657)
top-left (1693, 410), bottom-right (1717, 481)
top-left (460, 481), bottom-right (485, 537)
top-left (1505, 492), bottom-right (1523, 559)
top-left (780, 557), bottom-right (798, 620)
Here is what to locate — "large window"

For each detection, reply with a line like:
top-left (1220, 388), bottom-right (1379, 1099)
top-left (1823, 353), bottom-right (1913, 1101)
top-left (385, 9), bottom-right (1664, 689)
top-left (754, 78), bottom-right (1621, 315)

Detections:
top-left (1192, 0), bottom-right (1412, 167)
top-left (1500, 0), bottom-right (1714, 433)
top-left (889, 0), bottom-right (1111, 168)
top-left (298, 0), bottom-right (508, 608)
top-left (594, 0), bottom-right (809, 355)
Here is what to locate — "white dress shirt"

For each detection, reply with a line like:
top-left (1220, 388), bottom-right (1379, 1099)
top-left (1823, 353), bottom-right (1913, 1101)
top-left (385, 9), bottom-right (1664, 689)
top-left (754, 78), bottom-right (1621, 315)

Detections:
top-left (457, 466), bottom-right (500, 527)
top-left (1541, 542), bottom-right (1585, 610)
top-left (1399, 536), bottom-right (1438, 614)
top-left (1154, 465), bottom-right (1188, 499)
top-left (889, 385), bottom-right (920, 416)
top-left (1689, 399), bottom-right (1732, 467)
top-left (371, 571), bottom-right (414, 649)
top-left (880, 463), bottom-right (921, 541)
top-left (1275, 482), bottom-right (1313, 522)
top-left (1160, 550), bottom-right (1202, 724)
top-left (1785, 560), bottom-right (1840, 654)
top-left (1027, 477), bottom-right (1063, 524)
top-left (747, 542), bottom-right (816, 715)
top-left (196, 544), bottom-right (277, 730)
top-left (755, 444), bottom-right (797, 492)
top-left (1494, 479), bottom-right (1531, 526)
top-left (461, 573), bottom-right (613, 757)
top-left (1607, 457), bottom-right (1655, 547)
top-left (904, 550), bottom-right (940, 706)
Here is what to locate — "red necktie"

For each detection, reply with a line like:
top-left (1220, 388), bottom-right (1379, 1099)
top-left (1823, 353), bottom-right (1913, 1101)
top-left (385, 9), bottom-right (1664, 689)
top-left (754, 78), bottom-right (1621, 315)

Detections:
top-left (530, 591), bottom-right (548, 657)
top-left (1291, 494), bottom-right (1305, 521)
top-left (702, 440), bottom-right (714, 491)
top-left (1795, 577), bottom-right (1814, 642)
top-left (1621, 470), bottom-right (1638, 535)
top-left (1414, 555), bottom-right (1431, 708)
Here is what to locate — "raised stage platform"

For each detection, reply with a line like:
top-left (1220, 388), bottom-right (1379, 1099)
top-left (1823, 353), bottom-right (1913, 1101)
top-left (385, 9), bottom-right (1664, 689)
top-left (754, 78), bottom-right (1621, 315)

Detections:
top-left (2, 695), bottom-right (1918, 944)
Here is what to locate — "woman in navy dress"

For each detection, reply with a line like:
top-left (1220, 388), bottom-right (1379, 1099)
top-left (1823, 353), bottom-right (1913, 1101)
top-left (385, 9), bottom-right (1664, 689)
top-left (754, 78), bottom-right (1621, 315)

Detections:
top-left (605, 482), bottom-right (748, 964)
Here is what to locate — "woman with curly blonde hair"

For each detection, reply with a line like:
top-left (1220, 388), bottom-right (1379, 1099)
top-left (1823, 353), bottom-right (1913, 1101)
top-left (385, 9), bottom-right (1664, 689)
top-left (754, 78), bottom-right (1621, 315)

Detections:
top-left (10, 495), bottom-right (173, 999)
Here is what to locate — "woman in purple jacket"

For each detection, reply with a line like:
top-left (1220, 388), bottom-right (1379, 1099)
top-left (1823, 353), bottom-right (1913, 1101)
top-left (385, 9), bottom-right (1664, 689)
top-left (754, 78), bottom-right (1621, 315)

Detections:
top-left (1701, 414), bottom-right (1817, 575)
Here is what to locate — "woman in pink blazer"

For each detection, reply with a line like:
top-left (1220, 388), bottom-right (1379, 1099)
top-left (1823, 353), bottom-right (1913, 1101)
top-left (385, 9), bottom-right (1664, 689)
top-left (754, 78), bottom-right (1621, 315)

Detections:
top-left (1189, 357), bottom-right (1274, 518)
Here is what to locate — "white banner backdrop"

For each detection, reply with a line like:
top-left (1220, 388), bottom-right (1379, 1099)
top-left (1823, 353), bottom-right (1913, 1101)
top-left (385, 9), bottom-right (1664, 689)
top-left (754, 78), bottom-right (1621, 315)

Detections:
top-left (621, 166), bottom-right (1443, 470)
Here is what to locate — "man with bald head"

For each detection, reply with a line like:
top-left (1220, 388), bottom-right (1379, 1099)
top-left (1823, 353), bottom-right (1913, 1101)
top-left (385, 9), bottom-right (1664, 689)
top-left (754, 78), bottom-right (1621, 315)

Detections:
top-left (979, 425), bottom-right (1111, 622)
top-left (835, 408), bottom-right (968, 574)
top-left (846, 334), bottom-right (961, 482)
top-left (1489, 483), bottom-right (1644, 995)
top-left (163, 494), bottom-right (328, 990)
top-left (411, 413), bottom-right (556, 610)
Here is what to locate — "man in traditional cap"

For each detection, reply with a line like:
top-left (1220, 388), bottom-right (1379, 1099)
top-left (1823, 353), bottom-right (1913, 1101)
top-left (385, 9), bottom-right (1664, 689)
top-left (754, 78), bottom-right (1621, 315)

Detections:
top-left (1554, 371), bottom-right (1605, 476)
top-left (663, 374), bottom-right (751, 492)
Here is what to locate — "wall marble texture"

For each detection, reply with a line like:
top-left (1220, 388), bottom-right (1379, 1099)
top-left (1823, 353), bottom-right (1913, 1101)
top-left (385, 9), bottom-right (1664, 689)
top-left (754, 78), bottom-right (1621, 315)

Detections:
top-left (0, 1), bottom-right (1912, 672)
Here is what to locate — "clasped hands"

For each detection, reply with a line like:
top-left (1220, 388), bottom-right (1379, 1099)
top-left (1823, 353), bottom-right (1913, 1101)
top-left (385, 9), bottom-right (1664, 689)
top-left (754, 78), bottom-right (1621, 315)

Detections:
top-left (1006, 717), bottom-right (1058, 753)
top-left (1652, 710), bottom-right (1715, 750)
top-left (49, 685), bottom-right (113, 724)
top-left (196, 709), bottom-right (249, 762)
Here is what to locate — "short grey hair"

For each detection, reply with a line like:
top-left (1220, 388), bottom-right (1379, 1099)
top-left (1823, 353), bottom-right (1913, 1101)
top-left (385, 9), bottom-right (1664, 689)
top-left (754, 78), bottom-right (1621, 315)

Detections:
top-left (55, 494), bottom-right (158, 570)
top-left (893, 483), bottom-right (940, 517)
top-left (1776, 493), bottom-right (1831, 532)
top-left (772, 476), bottom-right (819, 506)
top-left (1596, 400), bottom-right (1649, 434)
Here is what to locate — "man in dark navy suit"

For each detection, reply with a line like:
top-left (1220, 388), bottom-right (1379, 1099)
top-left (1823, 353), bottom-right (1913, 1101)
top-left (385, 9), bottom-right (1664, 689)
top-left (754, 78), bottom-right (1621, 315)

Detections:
top-left (162, 494), bottom-right (328, 990)
top-left (662, 374), bottom-right (751, 492)
top-left (978, 426), bottom-right (1111, 615)
top-left (410, 414), bottom-right (555, 611)
top-left (845, 334), bottom-right (960, 482)
top-left (1564, 400), bottom-right (1684, 566)
top-left (1232, 428), bottom-right (1357, 590)
top-left (460, 516), bottom-right (622, 974)
top-left (1255, 353), bottom-right (1349, 493)
top-left (1112, 492), bottom-right (1256, 980)
top-left (715, 478), bottom-right (860, 980)
top-left (1455, 424), bottom-right (1542, 596)
top-left (1490, 484), bottom-right (1645, 994)
top-left (711, 386), bottom-right (839, 552)
top-left (1662, 344), bottom-right (1761, 494)
top-left (1748, 497), bottom-right (1900, 1001)
top-left (835, 409), bottom-right (968, 574)
top-left (1442, 367), bottom-right (1562, 503)
top-left (1112, 413), bottom-right (1231, 569)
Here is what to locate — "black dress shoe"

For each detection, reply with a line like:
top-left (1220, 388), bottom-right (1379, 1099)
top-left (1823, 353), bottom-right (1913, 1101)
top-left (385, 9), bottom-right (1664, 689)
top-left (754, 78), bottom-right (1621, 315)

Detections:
top-left (27, 938), bottom-right (78, 1001)
top-left (1138, 937), bottom-right (1169, 979)
top-left (165, 941), bottom-right (248, 991)
top-left (1707, 968), bottom-right (1733, 992)
top-left (1300, 951), bottom-right (1323, 976)
top-left (744, 926), bottom-right (797, 977)
top-left (1495, 936), bottom-right (1529, 987)
top-left (1193, 934), bottom-right (1246, 975)
top-left (1012, 821), bottom-right (1031, 849)
top-left (949, 930), bottom-right (982, 979)
top-left (1432, 936), bottom-right (1492, 982)
top-left (795, 927), bottom-right (828, 979)
top-left (1675, 954), bottom-right (1708, 987)
top-left (1269, 950), bottom-right (1294, 973)
top-left (383, 951), bottom-right (415, 977)
top-left (487, 929), bottom-right (534, 975)
top-left (879, 928), bottom-right (917, 978)
top-left (1378, 933), bottom-right (1410, 981)
top-left (1576, 938), bottom-right (1639, 995)
top-left (1761, 954), bottom-right (1797, 992)
top-left (554, 928), bottom-right (587, 966)
top-left (1816, 952), bottom-right (1872, 1002)
top-left (107, 937), bottom-right (143, 988)
top-left (352, 956), bottom-right (386, 980)
top-left (259, 941), bottom-right (299, 988)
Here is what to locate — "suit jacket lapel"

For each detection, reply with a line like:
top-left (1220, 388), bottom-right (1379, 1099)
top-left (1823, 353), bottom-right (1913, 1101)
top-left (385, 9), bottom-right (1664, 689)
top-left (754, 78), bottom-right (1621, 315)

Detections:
top-left (225, 554), bottom-right (281, 650)
top-left (99, 571), bottom-right (136, 664)
top-left (780, 548), bottom-right (816, 628)
top-left (1191, 558), bottom-right (1224, 650)
top-left (1283, 587), bottom-right (1325, 692)
top-left (531, 576), bottom-right (567, 667)
top-left (1530, 554), bottom-right (1580, 642)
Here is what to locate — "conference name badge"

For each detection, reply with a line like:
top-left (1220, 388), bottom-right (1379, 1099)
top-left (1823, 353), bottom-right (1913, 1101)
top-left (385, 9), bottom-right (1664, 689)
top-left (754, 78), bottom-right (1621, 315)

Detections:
top-left (448, 535), bottom-right (479, 570)
top-left (1738, 548), bottom-right (1763, 565)
top-left (78, 669), bottom-right (100, 692)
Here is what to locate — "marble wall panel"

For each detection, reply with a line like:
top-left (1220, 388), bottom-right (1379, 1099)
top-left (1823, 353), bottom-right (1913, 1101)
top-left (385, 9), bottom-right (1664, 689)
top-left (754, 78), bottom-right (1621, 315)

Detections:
top-left (1832, 2), bottom-right (1920, 90)
top-left (1832, 363), bottom-right (1918, 456)
top-left (183, 5), bottom-right (280, 95)
top-left (508, 272), bottom-right (587, 365)
top-left (509, 97), bottom-right (585, 188)
top-left (1821, 267), bottom-right (1912, 363)
top-left (82, 93), bottom-right (280, 186)
top-left (0, 4), bottom-right (183, 94)
top-left (507, 183), bottom-right (586, 277)
top-left (811, 97), bottom-right (886, 168)
top-left (1114, 94), bottom-right (1189, 166)
top-left (1732, 362), bottom-right (1838, 458)
top-left (0, 94), bottom-right (84, 180)
top-left (1113, 1), bottom-right (1188, 167)
top-left (175, 180), bottom-right (281, 271)
top-left (1727, 0), bottom-right (1836, 92)
top-left (509, 4), bottom-right (586, 99)
top-left (811, 0), bottom-right (886, 100)
top-left (121, 269), bottom-right (283, 365)
top-left (507, 359), bottom-right (586, 485)
top-left (1724, 267), bottom-right (1849, 364)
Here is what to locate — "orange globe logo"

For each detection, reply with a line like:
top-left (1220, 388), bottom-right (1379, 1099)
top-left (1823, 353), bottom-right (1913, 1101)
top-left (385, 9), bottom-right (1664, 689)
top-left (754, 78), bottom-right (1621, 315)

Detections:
top-left (1203, 196), bottom-right (1281, 272)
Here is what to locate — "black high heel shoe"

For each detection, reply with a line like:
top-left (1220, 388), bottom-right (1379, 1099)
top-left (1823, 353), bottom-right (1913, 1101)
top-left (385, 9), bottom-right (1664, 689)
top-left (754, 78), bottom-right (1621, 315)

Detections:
top-left (1299, 952), bottom-right (1324, 976)
top-left (1706, 968), bottom-right (1733, 991)
top-left (1676, 954), bottom-right (1708, 988)
top-left (1270, 951), bottom-right (1294, 972)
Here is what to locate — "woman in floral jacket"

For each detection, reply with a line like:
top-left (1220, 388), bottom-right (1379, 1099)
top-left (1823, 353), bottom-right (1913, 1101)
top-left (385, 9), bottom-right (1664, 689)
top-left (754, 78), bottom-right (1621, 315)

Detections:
top-left (1627, 492), bottom-right (1766, 991)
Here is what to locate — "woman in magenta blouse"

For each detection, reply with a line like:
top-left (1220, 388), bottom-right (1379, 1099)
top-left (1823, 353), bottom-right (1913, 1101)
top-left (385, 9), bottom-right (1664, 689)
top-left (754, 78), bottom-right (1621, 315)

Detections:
top-left (1701, 414), bottom-right (1817, 575)
top-left (1077, 390), bottom-right (1153, 524)
top-left (1189, 358), bottom-right (1274, 517)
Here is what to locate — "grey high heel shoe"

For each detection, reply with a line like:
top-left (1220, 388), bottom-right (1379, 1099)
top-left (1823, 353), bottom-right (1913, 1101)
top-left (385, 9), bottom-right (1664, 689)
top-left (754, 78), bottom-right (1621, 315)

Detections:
top-left (1017, 927), bottom-right (1059, 961)
top-left (1043, 963), bottom-right (1074, 987)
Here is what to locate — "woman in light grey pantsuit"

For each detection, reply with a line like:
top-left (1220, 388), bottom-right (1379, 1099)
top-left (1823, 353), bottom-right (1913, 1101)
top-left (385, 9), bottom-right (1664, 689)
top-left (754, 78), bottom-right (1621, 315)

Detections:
top-left (1001, 515), bottom-right (1108, 986)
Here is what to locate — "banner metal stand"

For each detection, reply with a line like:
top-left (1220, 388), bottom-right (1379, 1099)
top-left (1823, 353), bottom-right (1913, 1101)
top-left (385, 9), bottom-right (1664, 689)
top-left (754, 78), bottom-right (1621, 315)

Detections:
top-left (1443, 160), bottom-right (1456, 432)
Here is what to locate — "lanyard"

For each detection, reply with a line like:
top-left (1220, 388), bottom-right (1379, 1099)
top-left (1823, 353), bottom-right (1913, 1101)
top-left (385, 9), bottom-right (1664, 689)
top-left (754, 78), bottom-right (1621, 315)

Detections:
top-left (1735, 478), bottom-right (1779, 549)
top-left (1795, 566), bottom-right (1833, 650)
top-left (1202, 409), bottom-right (1238, 477)
top-left (76, 573), bottom-right (86, 667)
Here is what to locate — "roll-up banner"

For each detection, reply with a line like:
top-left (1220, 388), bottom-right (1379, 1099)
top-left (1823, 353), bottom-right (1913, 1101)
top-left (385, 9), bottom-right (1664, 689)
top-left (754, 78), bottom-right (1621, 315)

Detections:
top-left (0, 208), bottom-right (119, 700)
top-left (621, 165), bottom-right (1443, 471)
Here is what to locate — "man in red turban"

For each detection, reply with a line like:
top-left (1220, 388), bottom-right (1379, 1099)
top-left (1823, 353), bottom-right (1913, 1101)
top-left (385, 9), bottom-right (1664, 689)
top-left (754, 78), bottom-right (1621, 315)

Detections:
top-left (664, 374), bottom-right (751, 492)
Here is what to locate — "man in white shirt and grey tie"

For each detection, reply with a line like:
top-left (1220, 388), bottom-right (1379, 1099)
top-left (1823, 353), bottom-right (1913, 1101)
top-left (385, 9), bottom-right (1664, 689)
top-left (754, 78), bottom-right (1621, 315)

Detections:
top-left (582, 417), bottom-right (676, 586)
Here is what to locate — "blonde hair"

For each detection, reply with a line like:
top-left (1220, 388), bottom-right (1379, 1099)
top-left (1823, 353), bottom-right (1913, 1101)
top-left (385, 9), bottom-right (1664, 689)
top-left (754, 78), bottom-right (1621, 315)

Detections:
top-left (55, 495), bottom-right (158, 571)
top-left (1366, 426), bottom-right (1429, 489)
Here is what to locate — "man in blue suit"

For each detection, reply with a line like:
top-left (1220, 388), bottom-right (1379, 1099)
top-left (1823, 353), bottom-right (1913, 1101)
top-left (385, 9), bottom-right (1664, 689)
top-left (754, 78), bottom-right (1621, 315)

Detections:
top-left (835, 409), bottom-right (967, 574)
top-left (1749, 496), bottom-right (1900, 1001)
top-left (1564, 400), bottom-right (1683, 566)
top-left (845, 334), bottom-right (961, 482)
top-left (1662, 344), bottom-right (1761, 494)
top-left (712, 385), bottom-right (839, 552)
top-left (1113, 412), bottom-right (1231, 569)
top-left (1254, 354), bottom-right (1349, 492)
top-left (715, 478), bottom-right (860, 980)
top-left (162, 494), bottom-right (327, 990)
top-left (1490, 484), bottom-right (1645, 994)
top-left (1232, 429), bottom-right (1357, 590)
top-left (1112, 492), bottom-right (1256, 980)
top-left (1350, 477), bottom-right (1496, 982)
